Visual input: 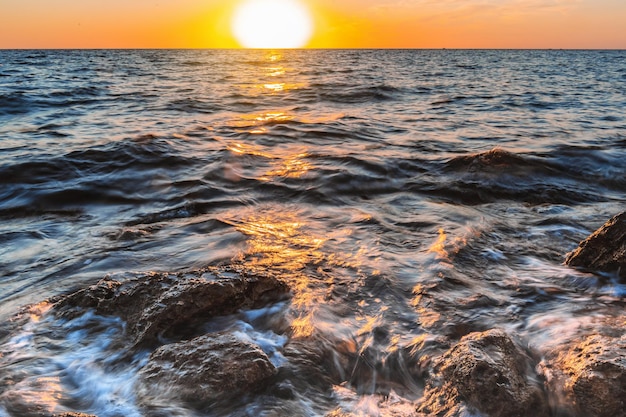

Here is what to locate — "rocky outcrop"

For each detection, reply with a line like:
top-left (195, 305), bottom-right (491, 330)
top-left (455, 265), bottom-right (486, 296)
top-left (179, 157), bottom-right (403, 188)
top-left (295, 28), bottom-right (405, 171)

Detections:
top-left (565, 211), bottom-right (626, 280)
top-left (54, 267), bottom-right (289, 348)
top-left (541, 330), bottom-right (626, 417)
top-left (417, 329), bottom-right (549, 417)
top-left (136, 332), bottom-right (276, 405)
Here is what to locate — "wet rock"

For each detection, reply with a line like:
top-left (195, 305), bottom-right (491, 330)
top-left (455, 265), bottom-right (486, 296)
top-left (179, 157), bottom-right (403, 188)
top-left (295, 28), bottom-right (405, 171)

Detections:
top-left (279, 337), bottom-right (340, 394)
top-left (417, 329), bottom-right (549, 417)
top-left (541, 332), bottom-right (626, 417)
top-left (136, 332), bottom-right (276, 405)
top-left (0, 392), bottom-right (97, 417)
top-left (565, 211), bottom-right (626, 280)
top-left (54, 267), bottom-right (289, 348)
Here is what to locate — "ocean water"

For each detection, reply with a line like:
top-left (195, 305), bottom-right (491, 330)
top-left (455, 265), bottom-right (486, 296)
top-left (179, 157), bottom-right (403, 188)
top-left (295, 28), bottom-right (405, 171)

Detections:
top-left (0, 49), bottom-right (625, 416)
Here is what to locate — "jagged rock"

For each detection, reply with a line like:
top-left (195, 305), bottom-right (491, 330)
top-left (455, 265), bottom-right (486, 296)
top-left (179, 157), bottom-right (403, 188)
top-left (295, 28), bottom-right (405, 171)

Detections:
top-left (135, 332), bottom-right (276, 405)
top-left (54, 267), bottom-right (289, 348)
top-left (417, 329), bottom-right (549, 417)
top-left (565, 211), bottom-right (626, 280)
top-left (541, 332), bottom-right (626, 417)
top-left (54, 413), bottom-right (98, 417)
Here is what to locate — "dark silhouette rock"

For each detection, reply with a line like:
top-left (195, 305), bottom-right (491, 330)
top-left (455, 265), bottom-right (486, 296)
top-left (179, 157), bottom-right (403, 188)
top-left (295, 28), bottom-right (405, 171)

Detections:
top-left (54, 266), bottom-right (289, 348)
top-left (417, 329), bottom-right (549, 417)
top-left (541, 332), bottom-right (626, 417)
top-left (136, 332), bottom-right (276, 405)
top-left (565, 211), bottom-right (626, 280)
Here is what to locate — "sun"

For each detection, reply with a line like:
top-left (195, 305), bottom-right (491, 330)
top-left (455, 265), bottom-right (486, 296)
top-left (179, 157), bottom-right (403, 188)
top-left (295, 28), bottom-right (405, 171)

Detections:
top-left (231, 0), bottom-right (313, 48)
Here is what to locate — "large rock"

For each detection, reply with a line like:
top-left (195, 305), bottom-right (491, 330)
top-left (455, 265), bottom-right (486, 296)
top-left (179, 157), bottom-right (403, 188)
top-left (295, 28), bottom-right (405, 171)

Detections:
top-left (417, 329), bottom-right (549, 417)
top-left (54, 267), bottom-right (289, 348)
top-left (565, 212), bottom-right (626, 280)
top-left (541, 332), bottom-right (626, 417)
top-left (135, 332), bottom-right (276, 405)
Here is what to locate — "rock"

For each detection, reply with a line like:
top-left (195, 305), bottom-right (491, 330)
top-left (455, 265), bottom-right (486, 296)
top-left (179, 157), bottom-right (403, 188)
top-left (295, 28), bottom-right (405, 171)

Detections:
top-left (279, 337), bottom-right (339, 394)
top-left (135, 332), bottom-right (276, 405)
top-left (417, 329), bottom-right (549, 417)
top-left (0, 392), bottom-right (97, 417)
top-left (565, 211), bottom-right (626, 280)
top-left (541, 332), bottom-right (626, 417)
top-left (54, 267), bottom-right (289, 348)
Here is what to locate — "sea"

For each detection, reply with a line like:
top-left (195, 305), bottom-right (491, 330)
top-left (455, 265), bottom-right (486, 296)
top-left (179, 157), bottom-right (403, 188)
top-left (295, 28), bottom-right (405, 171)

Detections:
top-left (0, 49), bottom-right (625, 416)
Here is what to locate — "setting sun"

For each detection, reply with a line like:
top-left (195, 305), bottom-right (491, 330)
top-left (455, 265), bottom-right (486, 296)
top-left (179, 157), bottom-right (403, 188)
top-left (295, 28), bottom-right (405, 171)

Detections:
top-left (231, 0), bottom-right (313, 48)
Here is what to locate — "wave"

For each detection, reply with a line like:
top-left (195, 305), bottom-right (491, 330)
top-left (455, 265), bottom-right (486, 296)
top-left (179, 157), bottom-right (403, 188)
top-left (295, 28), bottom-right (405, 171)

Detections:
top-left (165, 98), bottom-right (221, 114)
top-left (303, 83), bottom-right (406, 104)
top-left (0, 92), bottom-right (33, 116)
top-left (0, 136), bottom-right (197, 219)
top-left (416, 148), bottom-right (608, 205)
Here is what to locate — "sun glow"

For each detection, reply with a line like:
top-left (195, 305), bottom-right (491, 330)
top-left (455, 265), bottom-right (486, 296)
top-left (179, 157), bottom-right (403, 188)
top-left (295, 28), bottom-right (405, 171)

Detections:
top-left (231, 0), bottom-right (313, 48)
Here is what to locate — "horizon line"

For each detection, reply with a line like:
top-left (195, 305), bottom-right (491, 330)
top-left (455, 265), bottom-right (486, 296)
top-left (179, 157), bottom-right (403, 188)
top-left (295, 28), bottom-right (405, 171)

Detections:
top-left (1, 47), bottom-right (625, 51)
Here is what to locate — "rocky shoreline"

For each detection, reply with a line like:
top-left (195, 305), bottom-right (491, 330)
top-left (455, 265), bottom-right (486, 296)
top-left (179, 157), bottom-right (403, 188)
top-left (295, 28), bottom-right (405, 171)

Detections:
top-left (3, 213), bottom-right (625, 417)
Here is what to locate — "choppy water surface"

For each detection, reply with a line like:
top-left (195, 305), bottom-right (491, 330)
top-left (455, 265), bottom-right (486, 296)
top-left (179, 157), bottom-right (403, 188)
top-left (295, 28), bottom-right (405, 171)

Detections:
top-left (1, 49), bottom-right (625, 416)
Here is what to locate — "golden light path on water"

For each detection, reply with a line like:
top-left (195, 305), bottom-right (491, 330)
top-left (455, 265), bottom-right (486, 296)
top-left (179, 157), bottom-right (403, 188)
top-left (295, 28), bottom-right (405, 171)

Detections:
top-left (214, 50), bottom-right (408, 346)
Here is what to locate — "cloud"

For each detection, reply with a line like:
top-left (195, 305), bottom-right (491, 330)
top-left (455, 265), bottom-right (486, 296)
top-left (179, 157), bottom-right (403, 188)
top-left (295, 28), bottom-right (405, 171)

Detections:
top-left (365, 0), bottom-right (582, 14)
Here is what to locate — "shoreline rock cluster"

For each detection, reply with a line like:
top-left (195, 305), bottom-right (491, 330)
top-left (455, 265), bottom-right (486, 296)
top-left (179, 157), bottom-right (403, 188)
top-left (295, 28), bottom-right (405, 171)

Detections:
top-left (4, 213), bottom-right (625, 416)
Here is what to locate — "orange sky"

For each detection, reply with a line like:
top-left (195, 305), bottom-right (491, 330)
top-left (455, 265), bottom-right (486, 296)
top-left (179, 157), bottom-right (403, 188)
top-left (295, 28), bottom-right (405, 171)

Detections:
top-left (1, 0), bottom-right (625, 49)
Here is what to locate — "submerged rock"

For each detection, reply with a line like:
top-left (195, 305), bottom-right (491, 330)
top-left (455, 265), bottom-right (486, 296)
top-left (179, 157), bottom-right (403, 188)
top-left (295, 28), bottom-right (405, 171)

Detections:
top-left (541, 331), bottom-right (626, 417)
top-left (136, 332), bottom-right (276, 405)
top-left (565, 211), bottom-right (626, 280)
top-left (417, 329), bottom-right (548, 417)
top-left (54, 267), bottom-right (289, 348)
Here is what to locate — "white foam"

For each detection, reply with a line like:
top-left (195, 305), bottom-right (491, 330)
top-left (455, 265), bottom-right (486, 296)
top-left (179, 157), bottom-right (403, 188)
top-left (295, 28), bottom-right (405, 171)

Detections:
top-left (0, 311), bottom-right (147, 417)
top-left (233, 321), bottom-right (288, 366)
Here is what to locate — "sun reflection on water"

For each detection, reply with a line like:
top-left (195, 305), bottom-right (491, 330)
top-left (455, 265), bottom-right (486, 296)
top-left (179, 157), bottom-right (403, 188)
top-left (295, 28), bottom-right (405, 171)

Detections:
top-left (268, 67), bottom-right (285, 77)
top-left (427, 228), bottom-right (448, 259)
top-left (230, 209), bottom-right (326, 272)
top-left (225, 208), bottom-right (329, 338)
top-left (226, 110), bottom-right (295, 134)
top-left (262, 152), bottom-right (312, 179)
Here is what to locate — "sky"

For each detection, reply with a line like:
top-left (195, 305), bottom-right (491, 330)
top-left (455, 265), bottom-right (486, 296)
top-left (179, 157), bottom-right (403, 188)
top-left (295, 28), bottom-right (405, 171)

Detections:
top-left (1, 0), bottom-right (625, 49)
